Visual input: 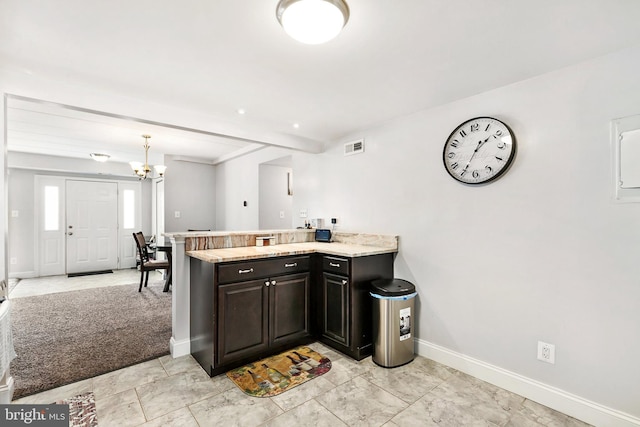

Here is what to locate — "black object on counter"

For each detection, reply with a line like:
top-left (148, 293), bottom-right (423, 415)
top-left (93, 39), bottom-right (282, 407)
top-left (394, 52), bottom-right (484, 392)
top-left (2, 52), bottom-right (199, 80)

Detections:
top-left (315, 229), bottom-right (332, 242)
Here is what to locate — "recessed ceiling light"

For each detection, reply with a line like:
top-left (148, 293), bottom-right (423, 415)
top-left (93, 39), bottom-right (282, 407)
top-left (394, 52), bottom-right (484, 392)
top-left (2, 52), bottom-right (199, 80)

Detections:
top-left (237, 108), bottom-right (246, 115)
top-left (293, 123), bottom-right (300, 129)
top-left (90, 153), bottom-right (111, 162)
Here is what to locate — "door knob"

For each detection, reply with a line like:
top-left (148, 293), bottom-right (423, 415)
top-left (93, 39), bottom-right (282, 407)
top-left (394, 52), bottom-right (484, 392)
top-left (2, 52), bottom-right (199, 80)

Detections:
top-left (68, 232), bottom-right (73, 236)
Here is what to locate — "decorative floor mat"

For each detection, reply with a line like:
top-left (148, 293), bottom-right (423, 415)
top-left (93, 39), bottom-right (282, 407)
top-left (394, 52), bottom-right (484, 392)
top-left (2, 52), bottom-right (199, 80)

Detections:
top-left (55, 392), bottom-right (98, 427)
top-left (226, 346), bottom-right (331, 397)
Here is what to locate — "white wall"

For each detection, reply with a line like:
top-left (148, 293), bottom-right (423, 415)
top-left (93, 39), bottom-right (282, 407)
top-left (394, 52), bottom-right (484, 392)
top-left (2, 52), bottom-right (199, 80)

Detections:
top-left (163, 156), bottom-right (216, 232)
top-left (258, 164), bottom-right (293, 229)
top-left (6, 154), bottom-right (153, 276)
top-left (219, 46), bottom-right (640, 419)
top-left (7, 169), bottom-right (35, 276)
top-left (1, 97), bottom-right (7, 299)
top-left (216, 147), bottom-right (296, 231)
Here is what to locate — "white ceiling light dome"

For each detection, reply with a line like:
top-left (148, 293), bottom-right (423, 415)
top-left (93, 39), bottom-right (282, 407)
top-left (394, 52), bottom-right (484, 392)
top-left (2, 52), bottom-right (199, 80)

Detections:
top-left (276, 0), bottom-right (350, 45)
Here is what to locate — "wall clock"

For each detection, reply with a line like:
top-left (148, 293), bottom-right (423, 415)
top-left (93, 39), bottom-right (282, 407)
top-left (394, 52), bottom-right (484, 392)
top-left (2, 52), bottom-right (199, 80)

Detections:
top-left (442, 117), bottom-right (516, 185)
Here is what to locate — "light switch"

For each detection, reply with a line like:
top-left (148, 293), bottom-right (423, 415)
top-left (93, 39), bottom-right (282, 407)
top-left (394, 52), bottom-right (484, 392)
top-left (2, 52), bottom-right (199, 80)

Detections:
top-left (174, 211), bottom-right (181, 218)
top-left (11, 210), bottom-right (18, 218)
top-left (280, 211), bottom-right (285, 218)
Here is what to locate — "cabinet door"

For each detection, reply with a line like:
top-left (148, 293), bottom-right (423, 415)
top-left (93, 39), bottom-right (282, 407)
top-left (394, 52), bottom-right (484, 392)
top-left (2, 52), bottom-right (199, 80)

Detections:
top-left (270, 273), bottom-right (310, 346)
top-left (322, 273), bottom-right (349, 346)
top-left (218, 279), bottom-right (269, 365)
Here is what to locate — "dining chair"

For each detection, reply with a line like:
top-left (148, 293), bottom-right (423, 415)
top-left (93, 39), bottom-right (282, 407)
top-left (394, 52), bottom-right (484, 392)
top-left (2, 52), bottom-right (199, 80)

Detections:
top-left (133, 232), bottom-right (170, 292)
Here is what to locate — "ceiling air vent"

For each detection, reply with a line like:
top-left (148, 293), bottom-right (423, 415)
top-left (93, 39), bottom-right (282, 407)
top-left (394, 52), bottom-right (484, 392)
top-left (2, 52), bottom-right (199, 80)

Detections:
top-left (344, 139), bottom-right (365, 156)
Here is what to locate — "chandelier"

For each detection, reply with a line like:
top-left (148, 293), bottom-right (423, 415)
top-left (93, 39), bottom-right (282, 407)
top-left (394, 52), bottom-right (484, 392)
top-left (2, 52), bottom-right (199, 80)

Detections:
top-left (129, 134), bottom-right (166, 179)
top-left (276, 0), bottom-right (350, 45)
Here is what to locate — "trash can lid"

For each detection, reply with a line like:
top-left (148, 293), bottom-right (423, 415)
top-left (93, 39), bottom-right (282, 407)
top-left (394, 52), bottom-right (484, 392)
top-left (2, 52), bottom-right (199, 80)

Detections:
top-left (371, 278), bottom-right (415, 297)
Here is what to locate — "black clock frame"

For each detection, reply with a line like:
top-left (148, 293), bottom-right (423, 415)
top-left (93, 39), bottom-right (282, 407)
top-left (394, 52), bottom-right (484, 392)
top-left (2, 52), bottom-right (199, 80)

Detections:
top-left (442, 116), bottom-right (517, 185)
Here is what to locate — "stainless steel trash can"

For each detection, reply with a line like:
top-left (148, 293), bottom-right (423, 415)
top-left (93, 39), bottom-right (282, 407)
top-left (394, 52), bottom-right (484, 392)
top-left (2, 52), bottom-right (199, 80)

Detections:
top-left (370, 278), bottom-right (417, 368)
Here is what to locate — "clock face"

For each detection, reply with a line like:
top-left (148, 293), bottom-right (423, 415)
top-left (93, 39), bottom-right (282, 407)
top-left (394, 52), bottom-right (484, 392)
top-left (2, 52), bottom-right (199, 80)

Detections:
top-left (443, 117), bottom-right (516, 184)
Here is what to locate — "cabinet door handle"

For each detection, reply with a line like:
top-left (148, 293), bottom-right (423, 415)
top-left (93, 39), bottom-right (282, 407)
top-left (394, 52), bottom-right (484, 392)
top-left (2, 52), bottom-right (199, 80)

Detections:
top-left (239, 268), bottom-right (254, 274)
top-left (265, 281), bottom-right (270, 287)
top-left (284, 263), bottom-right (297, 268)
top-left (342, 280), bottom-right (347, 285)
top-left (329, 262), bottom-right (340, 268)
top-left (271, 280), bottom-right (276, 286)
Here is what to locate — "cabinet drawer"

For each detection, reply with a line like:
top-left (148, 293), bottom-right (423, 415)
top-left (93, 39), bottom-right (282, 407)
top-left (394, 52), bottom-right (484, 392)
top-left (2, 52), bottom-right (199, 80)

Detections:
top-left (218, 256), bottom-right (310, 284)
top-left (322, 256), bottom-right (349, 276)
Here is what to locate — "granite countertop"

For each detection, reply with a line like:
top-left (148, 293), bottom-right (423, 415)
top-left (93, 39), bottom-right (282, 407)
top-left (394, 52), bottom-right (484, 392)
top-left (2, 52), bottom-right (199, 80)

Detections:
top-left (187, 241), bottom-right (397, 263)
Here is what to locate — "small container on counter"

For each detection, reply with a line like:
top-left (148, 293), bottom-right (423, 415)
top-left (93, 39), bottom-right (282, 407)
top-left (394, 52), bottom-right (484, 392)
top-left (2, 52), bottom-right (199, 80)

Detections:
top-left (256, 236), bottom-right (275, 247)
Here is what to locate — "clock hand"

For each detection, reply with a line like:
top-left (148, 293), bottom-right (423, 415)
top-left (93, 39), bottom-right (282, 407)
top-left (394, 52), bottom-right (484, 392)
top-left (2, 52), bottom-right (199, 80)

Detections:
top-left (478, 134), bottom-right (496, 148)
top-left (460, 135), bottom-right (498, 175)
top-left (460, 139), bottom-right (485, 175)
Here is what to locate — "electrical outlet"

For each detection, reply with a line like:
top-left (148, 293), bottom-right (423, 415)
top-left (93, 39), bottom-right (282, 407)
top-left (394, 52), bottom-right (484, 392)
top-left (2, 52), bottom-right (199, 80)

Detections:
top-left (174, 211), bottom-right (181, 218)
top-left (537, 341), bottom-right (555, 364)
top-left (10, 257), bottom-right (17, 265)
top-left (279, 211), bottom-right (285, 219)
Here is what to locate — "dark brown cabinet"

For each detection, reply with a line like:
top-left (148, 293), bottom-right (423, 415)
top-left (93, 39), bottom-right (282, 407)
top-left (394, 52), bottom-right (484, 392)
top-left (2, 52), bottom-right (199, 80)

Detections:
top-left (190, 250), bottom-right (395, 376)
top-left (318, 253), bottom-right (394, 360)
top-left (322, 272), bottom-right (349, 345)
top-left (191, 255), bottom-right (311, 376)
top-left (218, 272), bottom-right (310, 365)
top-left (270, 273), bottom-right (310, 346)
top-left (217, 278), bottom-right (269, 365)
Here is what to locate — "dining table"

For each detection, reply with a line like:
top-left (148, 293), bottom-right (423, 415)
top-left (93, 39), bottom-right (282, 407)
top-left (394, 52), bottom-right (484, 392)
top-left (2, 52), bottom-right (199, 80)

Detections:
top-left (155, 244), bottom-right (172, 292)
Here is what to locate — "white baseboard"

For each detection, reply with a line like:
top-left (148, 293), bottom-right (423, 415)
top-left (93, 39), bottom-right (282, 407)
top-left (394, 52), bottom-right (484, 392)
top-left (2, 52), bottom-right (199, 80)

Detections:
top-left (170, 337), bottom-right (190, 358)
top-left (415, 338), bottom-right (640, 427)
top-left (0, 375), bottom-right (15, 404)
top-left (8, 271), bottom-right (36, 280)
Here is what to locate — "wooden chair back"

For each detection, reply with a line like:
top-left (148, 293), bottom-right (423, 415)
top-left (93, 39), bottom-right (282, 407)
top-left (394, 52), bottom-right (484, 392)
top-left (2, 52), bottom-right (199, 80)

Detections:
top-left (133, 231), bottom-right (150, 262)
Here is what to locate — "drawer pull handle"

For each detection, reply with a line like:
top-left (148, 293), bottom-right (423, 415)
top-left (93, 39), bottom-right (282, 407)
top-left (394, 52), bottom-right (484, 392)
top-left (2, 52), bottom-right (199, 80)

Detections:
top-left (239, 268), bottom-right (254, 274)
top-left (342, 280), bottom-right (347, 285)
top-left (284, 263), bottom-right (297, 268)
top-left (329, 262), bottom-right (340, 268)
top-left (271, 280), bottom-right (276, 286)
top-left (265, 281), bottom-right (270, 287)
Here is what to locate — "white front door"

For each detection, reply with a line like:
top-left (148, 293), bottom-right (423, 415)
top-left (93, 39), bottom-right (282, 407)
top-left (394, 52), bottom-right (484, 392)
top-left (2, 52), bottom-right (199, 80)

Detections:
top-left (66, 180), bottom-right (118, 274)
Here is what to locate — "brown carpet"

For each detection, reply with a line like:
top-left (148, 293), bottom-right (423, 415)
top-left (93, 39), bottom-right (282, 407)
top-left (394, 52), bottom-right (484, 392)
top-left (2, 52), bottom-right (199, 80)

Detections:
top-left (10, 281), bottom-right (171, 399)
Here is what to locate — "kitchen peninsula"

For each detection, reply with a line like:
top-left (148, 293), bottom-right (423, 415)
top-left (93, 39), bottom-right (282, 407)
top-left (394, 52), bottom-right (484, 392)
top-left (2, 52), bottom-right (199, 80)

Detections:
top-left (165, 229), bottom-right (398, 376)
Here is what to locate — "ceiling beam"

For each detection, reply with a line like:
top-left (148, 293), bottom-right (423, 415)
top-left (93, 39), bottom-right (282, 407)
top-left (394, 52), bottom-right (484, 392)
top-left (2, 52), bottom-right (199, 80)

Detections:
top-left (6, 94), bottom-right (325, 155)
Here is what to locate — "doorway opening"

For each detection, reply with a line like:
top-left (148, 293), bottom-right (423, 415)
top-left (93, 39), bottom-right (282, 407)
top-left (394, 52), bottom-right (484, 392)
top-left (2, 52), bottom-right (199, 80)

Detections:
top-left (259, 156), bottom-right (293, 230)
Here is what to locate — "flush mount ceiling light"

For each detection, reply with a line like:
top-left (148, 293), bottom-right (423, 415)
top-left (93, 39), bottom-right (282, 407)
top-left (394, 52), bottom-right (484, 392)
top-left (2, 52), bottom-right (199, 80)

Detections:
top-left (276, 0), bottom-right (350, 45)
top-left (90, 153), bottom-right (110, 162)
top-left (129, 134), bottom-right (166, 180)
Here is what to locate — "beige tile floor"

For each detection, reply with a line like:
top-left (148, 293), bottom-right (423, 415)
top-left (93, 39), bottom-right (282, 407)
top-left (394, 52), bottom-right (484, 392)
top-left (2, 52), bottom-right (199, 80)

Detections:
top-left (9, 272), bottom-right (591, 426)
top-left (12, 341), bottom-right (591, 427)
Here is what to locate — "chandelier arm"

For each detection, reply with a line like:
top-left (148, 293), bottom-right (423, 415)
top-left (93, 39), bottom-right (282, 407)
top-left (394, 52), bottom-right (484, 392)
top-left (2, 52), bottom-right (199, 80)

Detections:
top-left (131, 134), bottom-right (162, 180)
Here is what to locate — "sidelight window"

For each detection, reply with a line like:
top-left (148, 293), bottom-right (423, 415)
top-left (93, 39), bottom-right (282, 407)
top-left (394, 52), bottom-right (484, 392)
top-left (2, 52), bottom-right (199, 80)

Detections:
top-left (123, 189), bottom-right (135, 229)
top-left (44, 185), bottom-right (59, 231)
